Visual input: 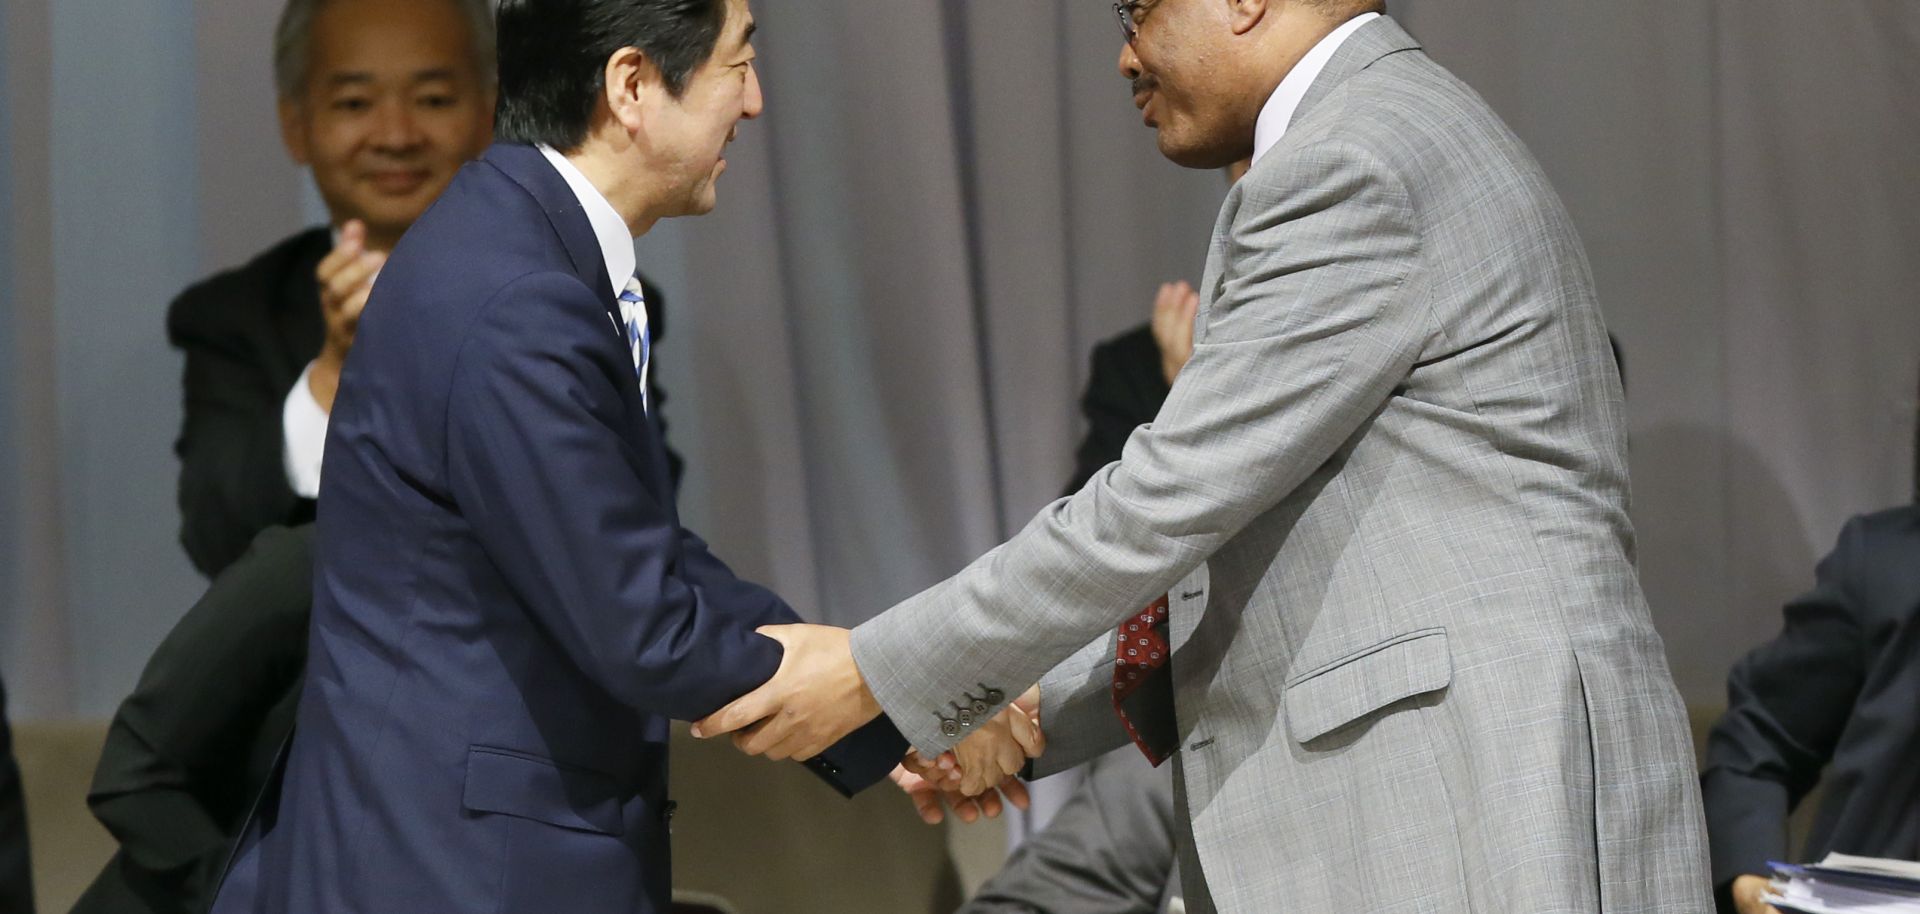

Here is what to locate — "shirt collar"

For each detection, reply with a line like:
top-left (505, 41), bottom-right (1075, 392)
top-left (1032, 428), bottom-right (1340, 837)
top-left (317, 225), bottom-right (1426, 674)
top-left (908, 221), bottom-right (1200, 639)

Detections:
top-left (537, 144), bottom-right (637, 295)
top-left (1251, 11), bottom-right (1380, 166)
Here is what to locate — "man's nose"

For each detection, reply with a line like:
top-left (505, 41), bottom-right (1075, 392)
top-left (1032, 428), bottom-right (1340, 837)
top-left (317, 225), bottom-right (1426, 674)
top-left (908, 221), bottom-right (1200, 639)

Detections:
top-left (372, 100), bottom-right (424, 151)
top-left (1118, 40), bottom-right (1143, 81)
top-left (742, 62), bottom-right (764, 120)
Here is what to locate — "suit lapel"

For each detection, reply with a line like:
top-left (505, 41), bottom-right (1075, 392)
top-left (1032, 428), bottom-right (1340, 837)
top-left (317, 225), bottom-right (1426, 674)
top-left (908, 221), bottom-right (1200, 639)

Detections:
top-left (1197, 18), bottom-right (1423, 334)
top-left (483, 143), bottom-right (621, 327)
top-left (1289, 16), bottom-right (1424, 132)
top-left (483, 144), bottom-right (675, 505)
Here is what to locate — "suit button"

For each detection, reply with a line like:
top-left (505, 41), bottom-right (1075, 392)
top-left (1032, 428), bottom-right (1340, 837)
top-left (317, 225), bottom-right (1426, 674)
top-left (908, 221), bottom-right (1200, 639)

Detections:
top-left (941, 718), bottom-right (961, 738)
top-left (956, 708), bottom-right (975, 727)
top-left (984, 688), bottom-right (1005, 704)
top-left (969, 697), bottom-right (990, 715)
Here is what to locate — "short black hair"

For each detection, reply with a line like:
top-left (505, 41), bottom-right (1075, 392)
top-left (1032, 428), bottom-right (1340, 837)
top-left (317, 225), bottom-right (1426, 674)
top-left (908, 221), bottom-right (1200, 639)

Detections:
top-left (495, 0), bottom-right (731, 150)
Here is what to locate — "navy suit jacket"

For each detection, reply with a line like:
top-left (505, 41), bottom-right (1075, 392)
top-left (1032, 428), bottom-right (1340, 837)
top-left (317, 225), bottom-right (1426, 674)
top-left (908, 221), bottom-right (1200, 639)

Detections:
top-left (1701, 504), bottom-right (1920, 909)
top-left (211, 143), bottom-right (906, 914)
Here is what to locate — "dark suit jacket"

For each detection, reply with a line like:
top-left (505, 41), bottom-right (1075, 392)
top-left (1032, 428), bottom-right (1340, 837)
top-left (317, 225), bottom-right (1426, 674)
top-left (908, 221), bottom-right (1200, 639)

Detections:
top-left (73, 526), bottom-right (312, 914)
top-left (1064, 324), bottom-right (1170, 497)
top-left (170, 231), bottom-right (681, 579)
top-left (169, 229), bottom-right (329, 578)
top-left (210, 143), bottom-right (904, 914)
top-left (0, 675), bottom-right (33, 914)
top-left (1702, 505), bottom-right (1920, 909)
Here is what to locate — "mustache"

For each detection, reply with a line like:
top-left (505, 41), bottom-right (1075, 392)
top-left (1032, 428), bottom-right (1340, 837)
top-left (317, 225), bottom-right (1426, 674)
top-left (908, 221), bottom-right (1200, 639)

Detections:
top-left (1131, 75), bottom-right (1160, 96)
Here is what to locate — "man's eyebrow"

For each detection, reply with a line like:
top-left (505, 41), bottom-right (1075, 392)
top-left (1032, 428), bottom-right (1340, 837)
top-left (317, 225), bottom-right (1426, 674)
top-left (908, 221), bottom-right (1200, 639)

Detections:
top-left (409, 67), bottom-right (460, 83)
top-left (324, 72), bottom-right (375, 88)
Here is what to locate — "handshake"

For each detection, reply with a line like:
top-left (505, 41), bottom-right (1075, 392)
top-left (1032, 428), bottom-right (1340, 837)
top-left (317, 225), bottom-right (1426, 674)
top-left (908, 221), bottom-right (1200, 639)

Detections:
top-left (690, 623), bottom-right (1046, 825)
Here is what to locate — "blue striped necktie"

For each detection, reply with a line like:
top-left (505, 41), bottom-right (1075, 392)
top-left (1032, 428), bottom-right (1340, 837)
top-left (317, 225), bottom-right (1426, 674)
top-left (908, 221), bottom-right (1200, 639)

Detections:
top-left (616, 276), bottom-right (651, 412)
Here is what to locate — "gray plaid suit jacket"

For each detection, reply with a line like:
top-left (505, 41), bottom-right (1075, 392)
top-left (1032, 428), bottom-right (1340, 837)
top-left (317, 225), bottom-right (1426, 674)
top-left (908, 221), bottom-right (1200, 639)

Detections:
top-left (853, 17), bottom-right (1711, 913)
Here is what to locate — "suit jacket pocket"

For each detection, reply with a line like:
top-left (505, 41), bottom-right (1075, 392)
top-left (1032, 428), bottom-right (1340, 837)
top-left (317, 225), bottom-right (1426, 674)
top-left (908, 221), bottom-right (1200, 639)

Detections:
top-left (461, 746), bottom-right (627, 836)
top-left (1284, 628), bottom-right (1451, 744)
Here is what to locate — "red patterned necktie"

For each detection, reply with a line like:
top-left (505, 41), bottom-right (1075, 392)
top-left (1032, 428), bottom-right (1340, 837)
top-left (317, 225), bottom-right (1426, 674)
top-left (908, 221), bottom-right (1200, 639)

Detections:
top-left (1112, 594), bottom-right (1177, 765)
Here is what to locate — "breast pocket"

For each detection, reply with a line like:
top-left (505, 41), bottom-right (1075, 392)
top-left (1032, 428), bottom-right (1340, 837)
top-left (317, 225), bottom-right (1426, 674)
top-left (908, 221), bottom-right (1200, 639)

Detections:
top-left (460, 746), bottom-right (627, 836)
top-left (1284, 628), bottom-right (1451, 744)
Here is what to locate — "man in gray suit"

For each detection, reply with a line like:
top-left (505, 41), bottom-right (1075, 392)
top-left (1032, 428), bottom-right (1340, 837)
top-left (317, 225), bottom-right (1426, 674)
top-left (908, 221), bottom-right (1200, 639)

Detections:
top-left (697, 2), bottom-right (1713, 910)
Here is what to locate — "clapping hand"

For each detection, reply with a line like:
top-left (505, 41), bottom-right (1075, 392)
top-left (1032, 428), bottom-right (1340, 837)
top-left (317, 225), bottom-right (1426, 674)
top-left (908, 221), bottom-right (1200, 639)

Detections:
top-left (308, 219), bottom-right (387, 411)
top-left (1149, 280), bottom-right (1200, 385)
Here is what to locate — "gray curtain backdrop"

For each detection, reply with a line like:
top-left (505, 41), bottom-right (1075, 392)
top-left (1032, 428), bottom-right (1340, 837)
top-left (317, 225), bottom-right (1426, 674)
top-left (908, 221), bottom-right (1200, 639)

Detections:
top-left (3, 0), bottom-right (1916, 738)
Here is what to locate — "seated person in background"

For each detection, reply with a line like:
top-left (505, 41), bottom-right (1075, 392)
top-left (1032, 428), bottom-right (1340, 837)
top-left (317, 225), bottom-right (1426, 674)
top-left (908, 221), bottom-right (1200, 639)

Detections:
top-left (1063, 280), bottom-right (1197, 494)
top-left (168, 0), bottom-right (498, 577)
top-left (74, 526), bottom-right (315, 914)
top-left (1702, 503), bottom-right (1920, 914)
top-left (1, 674), bottom-right (33, 914)
top-left (959, 749), bottom-right (1174, 914)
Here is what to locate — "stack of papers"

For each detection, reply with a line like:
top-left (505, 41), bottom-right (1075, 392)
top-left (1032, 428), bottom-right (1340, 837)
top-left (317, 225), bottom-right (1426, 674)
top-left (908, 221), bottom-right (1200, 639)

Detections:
top-left (1767, 853), bottom-right (1920, 913)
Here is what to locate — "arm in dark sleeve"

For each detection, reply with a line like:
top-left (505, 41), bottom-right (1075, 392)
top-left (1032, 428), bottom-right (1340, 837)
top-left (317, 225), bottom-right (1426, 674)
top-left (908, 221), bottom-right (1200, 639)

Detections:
top-left (961, 751), bottom-right (1175, 914)
top-left (1064, 329), bottom-right (1170, 497)
top-left (674, 526), bottom-right (908, 795)
top-left (170, 295), bottom-right (312, 577)
top-left (1700, 517), bottom-right (1871, 894)
top-left (87, 525), bottom-right (314, 895)
top-left (446, 270), bottom-right (817, 722)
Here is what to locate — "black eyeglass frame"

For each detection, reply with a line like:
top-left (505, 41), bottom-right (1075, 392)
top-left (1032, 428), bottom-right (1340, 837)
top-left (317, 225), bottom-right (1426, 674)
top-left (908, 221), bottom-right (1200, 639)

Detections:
top-left (1114, 1), bottom-right (1139, 43)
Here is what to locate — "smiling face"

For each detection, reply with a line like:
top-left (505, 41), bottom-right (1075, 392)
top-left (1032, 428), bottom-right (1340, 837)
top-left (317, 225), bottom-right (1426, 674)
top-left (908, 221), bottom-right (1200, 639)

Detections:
top-left (644, 0), bottom-right (762, 217)
top-left (279, 0), bottom-right (494, 249)
top-left (1113, 0), bottom-right (1259, 169)
top-left (1119, 0), bottom-right (1263, 170)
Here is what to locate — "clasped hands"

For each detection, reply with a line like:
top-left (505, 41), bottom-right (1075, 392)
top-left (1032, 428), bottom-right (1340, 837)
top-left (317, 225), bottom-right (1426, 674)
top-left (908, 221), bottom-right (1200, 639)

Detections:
top-left (691, 623), bottom-right (1044, 824)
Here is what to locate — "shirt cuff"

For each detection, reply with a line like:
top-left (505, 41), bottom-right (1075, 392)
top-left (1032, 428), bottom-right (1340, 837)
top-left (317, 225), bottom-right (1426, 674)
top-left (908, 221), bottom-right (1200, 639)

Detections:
top-left (282, 362), bottom-right (330, 499)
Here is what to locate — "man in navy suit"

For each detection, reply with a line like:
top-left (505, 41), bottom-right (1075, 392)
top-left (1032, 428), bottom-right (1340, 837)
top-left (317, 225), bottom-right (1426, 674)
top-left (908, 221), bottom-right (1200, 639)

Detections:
top-left (209, 1), bottom-right (907, 911)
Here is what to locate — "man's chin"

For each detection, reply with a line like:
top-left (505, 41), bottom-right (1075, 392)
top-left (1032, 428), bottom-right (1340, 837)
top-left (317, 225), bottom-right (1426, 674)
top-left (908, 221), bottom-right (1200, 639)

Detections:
top-left (351, 198), bottom-right (434, 235)
top-left (1158, 133), bottom-right (1247, 171)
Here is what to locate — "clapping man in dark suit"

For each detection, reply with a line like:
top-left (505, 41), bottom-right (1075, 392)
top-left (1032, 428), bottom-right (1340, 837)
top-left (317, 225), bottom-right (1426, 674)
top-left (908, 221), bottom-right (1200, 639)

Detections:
top-left (207, 2), bottom-right (912, 911)
top-left (168, 0), bottom-right (496, 576)
top-left (1703, 504), bottom-right (1920, 914)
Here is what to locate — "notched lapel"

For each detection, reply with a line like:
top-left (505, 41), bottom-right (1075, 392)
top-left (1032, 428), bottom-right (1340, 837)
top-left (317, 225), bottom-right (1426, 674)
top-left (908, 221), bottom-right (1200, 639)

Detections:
top-left (1289, 16), bottom-right (1425, 132)
top-left (481, 143), bottom-right (620, 317)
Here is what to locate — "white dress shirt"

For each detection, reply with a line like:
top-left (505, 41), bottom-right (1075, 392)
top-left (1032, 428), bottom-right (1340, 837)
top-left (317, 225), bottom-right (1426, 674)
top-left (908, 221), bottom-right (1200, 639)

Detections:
top-left (538, 144), bottom-right (637, 297)
top-left (282, 362), bottom-right (330, 498)
top-left (540, 144), bottom-right (650, 409)
top-left (1251, 11), bottom-right (1380, 166)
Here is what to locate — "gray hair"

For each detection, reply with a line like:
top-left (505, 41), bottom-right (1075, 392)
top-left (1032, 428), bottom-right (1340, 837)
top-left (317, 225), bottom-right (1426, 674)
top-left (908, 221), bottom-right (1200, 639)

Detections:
top-left (274, 0), bottom-right (498, 100)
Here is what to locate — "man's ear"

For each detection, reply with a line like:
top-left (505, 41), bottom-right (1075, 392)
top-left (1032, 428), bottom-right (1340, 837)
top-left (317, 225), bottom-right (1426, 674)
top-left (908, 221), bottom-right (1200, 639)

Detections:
top-left (277, 97), bottom-right (311, 166)
top-left (603, 46), bottom-right (663, 137)
top-left (1226, 0), bottom-right (1272, 36)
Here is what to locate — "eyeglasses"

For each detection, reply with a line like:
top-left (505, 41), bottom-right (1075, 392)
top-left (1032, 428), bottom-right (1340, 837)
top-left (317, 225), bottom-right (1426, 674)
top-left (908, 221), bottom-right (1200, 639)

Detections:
top-left (1114, 1), bottom-right (1139, 43)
